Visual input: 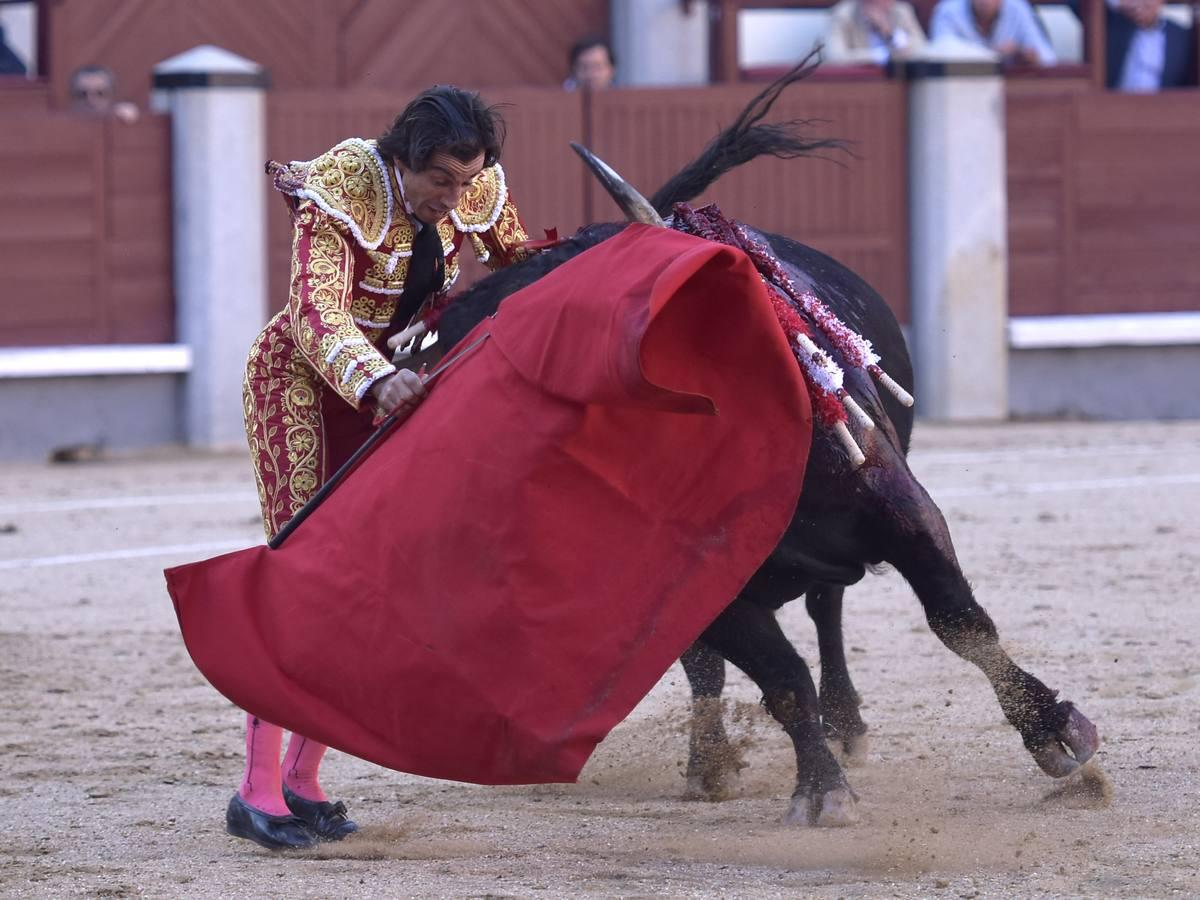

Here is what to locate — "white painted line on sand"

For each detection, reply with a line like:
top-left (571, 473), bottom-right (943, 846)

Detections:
top-left (0, 539), bottom-right (254, 571)
top-left (936, 472), bottom-right (1200, 498)
top-left (3, 446), bottom-right (1195, 514)
top-left (3, 474), bottom-right (1196, 572)
top-left (915, 444), bottom-right (1200, 466)
top-left (0, 491), bottom-right (256, 515)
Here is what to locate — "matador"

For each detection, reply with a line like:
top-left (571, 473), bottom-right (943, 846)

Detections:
top-left (230, 86), bottom-right (531, 851)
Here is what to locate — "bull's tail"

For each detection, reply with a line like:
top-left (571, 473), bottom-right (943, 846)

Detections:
top-left (649, 49), bottom-right (849, 216)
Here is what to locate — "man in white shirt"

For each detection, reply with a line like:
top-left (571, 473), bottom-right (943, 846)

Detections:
top-left (930, 0), bottom-right (1058, 65)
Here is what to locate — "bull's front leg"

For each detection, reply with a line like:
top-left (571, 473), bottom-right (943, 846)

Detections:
top-left (805, 584), bottom-right (870, 761)
top-left (873, 466), bottom-right (1100, 778)
top-left (909, 547), bottom-right (1099, 776)
top-left (699, 599), bottom-right (857, 826)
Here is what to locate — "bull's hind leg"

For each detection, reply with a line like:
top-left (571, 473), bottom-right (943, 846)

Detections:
top-left (867, 460), bottom-right (1100, 778)
top-left (699, 599), bottom-right (857, 826)
top-left (806, 585), bottom-right (870, 762)
top-left (680, 643), bottom-right (744, 801)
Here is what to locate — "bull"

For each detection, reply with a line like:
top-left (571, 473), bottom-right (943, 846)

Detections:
top-left (420, 60), bottom-right (1099, 827)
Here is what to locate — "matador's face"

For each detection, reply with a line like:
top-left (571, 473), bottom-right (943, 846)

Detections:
top-left (397, 151), bottom-right (486, 226)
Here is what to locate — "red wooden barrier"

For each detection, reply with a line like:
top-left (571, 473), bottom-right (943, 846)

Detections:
top-left (1007, 83), bottom-right (1200, 315)
top-left (5, 80), bottom-right (1199, 349)
top-left (588, 80), bottom-right (910, 322)
top-left (0, 113), bottom-right (172, 346)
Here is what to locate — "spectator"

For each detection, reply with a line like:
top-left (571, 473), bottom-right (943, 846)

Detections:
top-left (824, 0), bottom-right (929, 64)
top-left (565, 36), bottom-right (615, 91)
top-left (1099, 0), bottom-right (1197, 91)
top-left (69, 65), bottom-right (140, 122)
top-left (0, 24), bottom-right (26, 75)
top-left (929, 0), bottom-right (1058, 66)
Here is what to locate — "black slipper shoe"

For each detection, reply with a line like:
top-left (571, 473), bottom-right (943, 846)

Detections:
top-left (282, 784), bottom-right (359, 841)
top-left (225, 793), bottom-right (318, 850)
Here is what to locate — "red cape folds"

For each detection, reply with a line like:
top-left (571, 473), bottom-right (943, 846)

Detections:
top-left (166, 224), bottom-right (812, 785)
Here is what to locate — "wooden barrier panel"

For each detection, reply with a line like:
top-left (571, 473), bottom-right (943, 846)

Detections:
top-left (0, 80), bottom-right (50, 114)
top-left (1072, 93), bottom-right (1200, 313)
top-left (43, 0), bottom-right (606, 108)
top-left (589, 80), bottom-right (911, 322)
top-left (105, 115), bottom-right (174, 342)
top-left (5, 80), bottom-right (1196, 351)
top-left (1007, 83), bottom-right (1200, 316)
top-left (1007, 86), bottom-right (1078, 317)
top-left (267, 83), bottom-right (909, 322)
top-left (0, 113), bottom-right (172, 346)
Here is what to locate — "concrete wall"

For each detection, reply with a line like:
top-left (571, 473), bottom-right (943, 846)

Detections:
top-left (1010, 346), bottom-right (1200, 420)
top-left (1008, 313), bottom-right (1200, 420)
top-left (5, 332), bottom-right (1191, 461)
top-left (0, 374), bottom-right (183, 460)
top-left (0, 345), bottom-right (189, 460)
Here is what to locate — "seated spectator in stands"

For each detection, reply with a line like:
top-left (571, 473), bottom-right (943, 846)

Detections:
top-left (929, 0), bottom-right (1057, 65)
top-left (564, 37), bottom-right (615, 91)
top-left (69, 65), bottom-right (140, 122)
top-left (1099, 0), bottom-right (1197, 91)
top-left (0, 24), bottom-right (27, 75)
top-left (824, 0), bottom-right (928, 63)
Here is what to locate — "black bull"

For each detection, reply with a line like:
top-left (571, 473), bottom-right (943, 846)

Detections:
top-left (425, 64), bottom-right (1099, 826)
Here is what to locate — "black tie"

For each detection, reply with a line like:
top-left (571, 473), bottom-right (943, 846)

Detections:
top-left (386, 221), bottom-right (445, 340)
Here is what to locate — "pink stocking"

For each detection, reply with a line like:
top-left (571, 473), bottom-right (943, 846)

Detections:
top-left (282, 734), bottom-right (329, 802)
top-left (237, 714), bottom-right (290, 816)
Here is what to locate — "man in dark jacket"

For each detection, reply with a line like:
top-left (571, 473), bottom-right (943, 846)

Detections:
top-left (1101, 0), bottom-right (1197, 90)
top-left (0, 25), bottom-right (28, 75)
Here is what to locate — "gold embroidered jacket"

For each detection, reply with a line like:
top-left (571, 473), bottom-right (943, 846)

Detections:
top-left (260, 137), bottom-right (531, 409)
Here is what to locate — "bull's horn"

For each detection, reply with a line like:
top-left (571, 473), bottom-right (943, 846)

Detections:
top-left (570, 142), bottom-right (665, 227)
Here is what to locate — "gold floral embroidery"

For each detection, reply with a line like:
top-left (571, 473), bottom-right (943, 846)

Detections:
top-left (349, 294), bottom-right (393, 327)
top-left (243, 312), bottom-right (326, 538)
top-left (288, 211), bottom-right (394, 407)
top-left (279, 139), bottom-right (392, 250)
top-left (489, 200), bottom-right (532, 267)
top-left (450, 164), bottom-right (506, 232)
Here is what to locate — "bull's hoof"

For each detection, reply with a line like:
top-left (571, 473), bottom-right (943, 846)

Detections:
top-left (1032, 701), bottom-right (1101, 778)
top-left (841, 731), bottom-right (870, 766)
top-left (683, 769), bottom-right (740, 802)
top-left (783, 787), bottom-right (859, 827)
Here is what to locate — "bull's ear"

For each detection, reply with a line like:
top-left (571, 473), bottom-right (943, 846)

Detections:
top-left (570, 142), bottom-right (665, 227)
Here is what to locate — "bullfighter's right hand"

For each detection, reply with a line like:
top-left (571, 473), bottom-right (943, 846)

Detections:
top-left (370, 369), bottom-right (427, 417)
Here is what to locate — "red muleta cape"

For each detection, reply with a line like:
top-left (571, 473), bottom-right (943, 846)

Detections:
top-left (166, 224), bottom-right (812, 785)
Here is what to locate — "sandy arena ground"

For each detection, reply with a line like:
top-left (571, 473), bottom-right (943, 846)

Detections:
top-left (1, 420), bottom-right (1198, 899)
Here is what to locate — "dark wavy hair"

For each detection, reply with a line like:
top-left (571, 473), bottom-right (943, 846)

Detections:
top-left (377, 85), bottom-right (506, 171)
